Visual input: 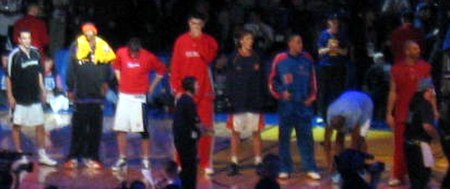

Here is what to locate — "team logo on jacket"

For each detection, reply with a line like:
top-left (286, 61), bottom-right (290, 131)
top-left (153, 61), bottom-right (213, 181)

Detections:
top-left (185, 51), bottom-right (200, 58)
top-left (127, 62), bottom-right (141, 68)
top-left (283, 74), bottom-right (293, 84)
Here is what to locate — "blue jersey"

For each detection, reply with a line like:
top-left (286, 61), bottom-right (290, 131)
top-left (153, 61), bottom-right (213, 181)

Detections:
top-left (317, 29), bottom-right (349, 66)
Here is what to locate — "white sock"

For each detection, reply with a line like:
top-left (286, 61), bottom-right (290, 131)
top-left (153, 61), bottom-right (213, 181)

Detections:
top-left (254, 156), bottom-right (262, 165)
top-left (231, 156), bottom-right (238, 164)
top-left (38, 148), bottom-right (46, 156)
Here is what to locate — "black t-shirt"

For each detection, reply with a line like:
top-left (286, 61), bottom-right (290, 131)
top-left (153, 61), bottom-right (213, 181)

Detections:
top-left (225, 51), bottom-right (266, 113)
top-left (172, 94), bottom-right (200, 141)
top-left (8, 47), bottom-right (43, 104)
top-left (405, 92), bottom-right (434, 142)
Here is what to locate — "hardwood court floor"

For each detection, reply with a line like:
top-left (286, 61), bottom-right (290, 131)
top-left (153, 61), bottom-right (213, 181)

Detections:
top-left (0, 113), bottom-right (447, 189)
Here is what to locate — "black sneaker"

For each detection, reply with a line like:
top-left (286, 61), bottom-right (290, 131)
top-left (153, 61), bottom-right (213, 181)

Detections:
top-left (255, 163), bottom-right (264, 176)
top-left (227, 163), bottom-right (239, 176)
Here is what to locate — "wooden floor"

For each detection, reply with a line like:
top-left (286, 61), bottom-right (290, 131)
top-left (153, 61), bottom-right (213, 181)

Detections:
top-left (0, 112), bottom-right (448, 189)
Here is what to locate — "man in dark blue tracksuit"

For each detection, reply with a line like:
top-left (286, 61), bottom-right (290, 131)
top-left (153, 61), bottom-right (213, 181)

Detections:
top-left (268, 34), bottom-right (320, 180)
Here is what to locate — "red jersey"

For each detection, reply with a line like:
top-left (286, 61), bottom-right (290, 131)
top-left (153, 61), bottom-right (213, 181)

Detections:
top-left (170, 32), bottom-right (218, 99)
top-left (113, 47), bottom-right (166, 94)
top-left (13, 15), bottom-right (49, 52)
top-left (390, 24), bottom-right (424, 62)
top-left (391, 59), bottom-right (431, 122)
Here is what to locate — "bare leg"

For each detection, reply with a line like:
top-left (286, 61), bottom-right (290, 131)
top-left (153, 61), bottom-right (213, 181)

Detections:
top-left (141, 139), bottom-right (150, 158)
top-left (231, 130), bottom-right (240, 162)
top-left (116, 132), bottom-right (127, 158)
top-left (252, 131), bottom-right (262, 162)
top-left (35, 125), bottom-right (46, 149)
top-left (12, 125), bottom-right (22, 152)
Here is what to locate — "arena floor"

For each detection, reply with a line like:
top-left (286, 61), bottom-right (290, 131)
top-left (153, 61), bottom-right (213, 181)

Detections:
top-left (0, 112), bottom-right (447, 189)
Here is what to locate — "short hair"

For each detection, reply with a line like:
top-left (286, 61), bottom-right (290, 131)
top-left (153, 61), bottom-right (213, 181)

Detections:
top-left (235, 29), bottom-right (254, 48)
top-left (403, 40), bottom-right (418, 50)
top-left (165, 160), bottom-right (179, 177)
top-left (261, 154), bottom-right (281, 179)
top-left (127, 37), bottom-right (142, 53)
top-left (287, 33), bottom-right (302, 43)
top-left (182, 76), bottom-right (197, 93)
top-left (401, 10), bottom-right (414, 23)
top-left (26, 3), bottom-right (39, 12)
top-left (188, 12), bottom-right (206, 21)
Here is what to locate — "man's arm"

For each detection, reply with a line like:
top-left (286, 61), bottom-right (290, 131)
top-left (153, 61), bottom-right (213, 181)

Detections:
top-left (6, 77), bottom-right (15, 108)
top-left (351, 125), bottom-right (367, 152)
top-left (386, 75), bottom-right (396, 129)
top-left (38, 73), bottom-right (46, 103)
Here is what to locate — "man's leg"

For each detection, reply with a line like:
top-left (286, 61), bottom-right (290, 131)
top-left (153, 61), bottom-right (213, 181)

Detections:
top-left (67, 105), bottom-right (88, 159)
top-left (278, 110), bottom-right (294, 174)
top-left (197, 97), bottom-right (214, 172)
top-left (175, 139), bottom-right (197, 189)
top-left (252, 131), bottom-right (262, 164)
top-left (116, 131), bottom-right (127, 158)
top-left (35, 125), bottom-right (46, 149)
top-left (86, 104), bottom-right (103, 161)
top-left (295, 116), bottom-right (318, 173)
top-left (230, 130), bottom-right (240, 163)
top-left (392, 122), bottom-right (407, 181)
top-left (12, 125), bottom-right (22, 152)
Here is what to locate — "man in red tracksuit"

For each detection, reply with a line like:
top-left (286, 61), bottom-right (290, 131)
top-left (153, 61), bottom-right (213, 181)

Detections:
top-left (13, 3), bottom-right (49, 53)
top-left (170, 12), bottom-right (219, 175)
top-left (386, 40), bottom-right (433, 186)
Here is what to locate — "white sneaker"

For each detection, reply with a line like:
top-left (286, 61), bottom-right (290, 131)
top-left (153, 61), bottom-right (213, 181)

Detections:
top-left (111, 158), bottom-right (127, 171)
top-left (306, 171), bottom-right (321, 180)
top-left (38, 152), bottom-right (57, 166)
top-left (204, 167), bottom-right (214, 175)
top-left (331, 173), bottom-right (341, 184)
top-left (388, 178), bottom-right (402, 187)
top-left (141, 159), bottom-right (150, 170)
top-left (278, 172), bottom-right (289, 179)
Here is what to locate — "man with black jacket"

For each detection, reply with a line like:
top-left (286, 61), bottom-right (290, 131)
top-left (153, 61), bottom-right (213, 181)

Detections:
top-left (63, 23), bottom-right (116, 169)
top-left (172, 76), bottom-right (201, 189)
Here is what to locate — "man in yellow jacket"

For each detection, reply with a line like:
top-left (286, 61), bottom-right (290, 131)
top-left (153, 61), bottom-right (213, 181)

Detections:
top-left (64, 23), bottom-right (116, 169)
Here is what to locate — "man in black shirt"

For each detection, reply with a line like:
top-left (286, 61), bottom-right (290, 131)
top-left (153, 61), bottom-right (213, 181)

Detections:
top-left (404, 78), bottom-right (440, 189)
top-left (172, 76), bottom-right (202, 189)
top-left (7, 30), bottom-right (56, 166)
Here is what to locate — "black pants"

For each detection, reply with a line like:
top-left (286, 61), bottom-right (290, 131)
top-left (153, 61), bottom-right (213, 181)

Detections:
top-left (405, 141), bottom-right (431, 189)
top-left (68, 103), bottom-right (103, 161)
top-left (442, 137), bottom-right (450, 189)
top-left (174, 138), bottom-right (197, 189)
top-left (318, 63), bottom-right (347, 118)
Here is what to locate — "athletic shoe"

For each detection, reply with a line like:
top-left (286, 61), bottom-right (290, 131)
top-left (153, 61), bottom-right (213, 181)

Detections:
top-left (63, 159), bottom-right (78, 169)
top-left (306, 171), bottom-right (321, 180)
top-left (278, 172), bottom-right (290, 179)
top-left (204, 167), bottom-right (214, 175)
top-left (84, 159), bottom-right (103, 169)
top-left (141, 159), bottom-right (150, 170)
top-left (38, 151), bottom-right (57, 166)
top-left (388, 178), bottom-right (402, 187)
top-left (111, 158), bottom-right (127, 171)
top-left (227, 163), bottom-right (239, 176)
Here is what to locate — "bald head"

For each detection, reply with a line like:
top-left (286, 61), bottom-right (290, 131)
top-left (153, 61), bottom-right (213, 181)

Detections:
top-left (404, 41), bottom-right (421, 60)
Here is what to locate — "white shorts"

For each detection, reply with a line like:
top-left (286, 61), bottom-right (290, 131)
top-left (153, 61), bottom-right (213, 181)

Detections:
top-left (113, 93), bottom-right (147, 133)
top-left (228, 113), bottom-right (263, 133)
top-left (12, 103), bottom-right (45, 126)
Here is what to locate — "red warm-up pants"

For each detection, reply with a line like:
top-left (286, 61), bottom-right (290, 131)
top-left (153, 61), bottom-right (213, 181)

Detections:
top-left (197, 96), bottom-right (215, 169)
top-left (393, 121), bottom-right (407, 180)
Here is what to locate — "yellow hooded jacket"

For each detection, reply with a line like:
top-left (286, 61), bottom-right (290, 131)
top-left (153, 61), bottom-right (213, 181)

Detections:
top-left (75, 35), bottom-right (116, 64)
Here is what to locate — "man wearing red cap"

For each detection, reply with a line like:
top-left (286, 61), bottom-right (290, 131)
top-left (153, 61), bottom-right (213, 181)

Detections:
top-left (170, 12), bottom-right (218, 175)
top-left (13, 3), bottom-right (48, 53)
top-left (64, 22), bottom-right (116, 169)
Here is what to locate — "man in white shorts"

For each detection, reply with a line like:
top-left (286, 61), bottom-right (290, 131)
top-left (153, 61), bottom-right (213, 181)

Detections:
top-left (323, 90), bottom-right (374, 182)
top-left (111, 38), bottom-right (166, 171)
top-left (7, 29), bottom-right (56, 166)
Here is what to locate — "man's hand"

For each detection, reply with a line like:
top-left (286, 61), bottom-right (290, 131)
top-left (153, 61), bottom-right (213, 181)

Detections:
top-left (282, 91), bottom-right (291, 100)
top-left (304, 97), bottom-right (315, 106)
top-left (386, 113), bottom-right (395, 130)
top-left (67, 92), bottom-right (75, 102)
